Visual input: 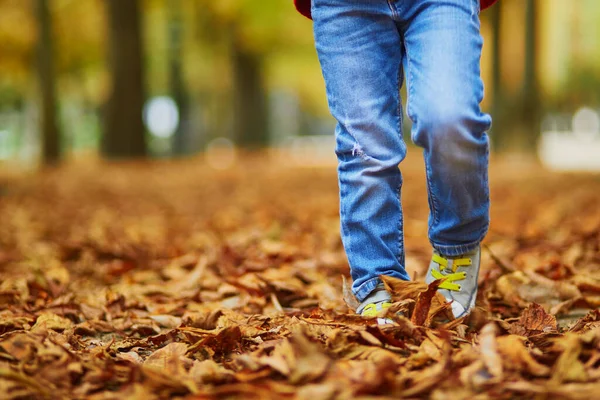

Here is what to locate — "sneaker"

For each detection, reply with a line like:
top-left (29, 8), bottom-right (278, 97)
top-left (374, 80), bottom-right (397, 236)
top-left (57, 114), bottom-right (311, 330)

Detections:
top-left (425, 246), bottom-right (481, 318)
top-left (356, 284), bottom-right (393, 324)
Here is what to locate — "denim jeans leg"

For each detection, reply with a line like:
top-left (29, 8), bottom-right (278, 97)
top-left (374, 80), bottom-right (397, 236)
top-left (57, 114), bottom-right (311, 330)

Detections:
top-left (312, 0), bottom-right (410, 302)
top-left (396, 0), bottom-right (493, 256)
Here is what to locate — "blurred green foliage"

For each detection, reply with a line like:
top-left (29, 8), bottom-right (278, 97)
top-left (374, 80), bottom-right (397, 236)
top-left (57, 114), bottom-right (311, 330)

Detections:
top-left (0, 0), bottom-right (599, 163)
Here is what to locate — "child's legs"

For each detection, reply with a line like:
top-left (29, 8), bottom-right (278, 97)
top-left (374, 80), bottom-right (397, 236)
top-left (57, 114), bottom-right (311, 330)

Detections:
top-left (399, 0), bottom-right (493, 256)
top-left (312, 0), bottom-right (410, 302)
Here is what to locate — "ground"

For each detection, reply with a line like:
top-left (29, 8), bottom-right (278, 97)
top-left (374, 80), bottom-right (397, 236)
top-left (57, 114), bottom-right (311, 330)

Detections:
top-left (1, 152), bottom-right (600, 399)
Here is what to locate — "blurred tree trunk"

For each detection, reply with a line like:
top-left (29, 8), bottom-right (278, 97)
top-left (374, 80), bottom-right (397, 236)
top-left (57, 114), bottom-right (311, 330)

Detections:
top-left (168, 0), bottom-right (189, 156)
top-left (103, 0), bottom-right (146, 158)
top-left (35, 0), bottom-right (60, 165)
top-left (489, 0), bottom-right (503, 152)
top-left (230, 35), bottom-right (269, 148)
top-left (521, 0), bottom-right (541, 152)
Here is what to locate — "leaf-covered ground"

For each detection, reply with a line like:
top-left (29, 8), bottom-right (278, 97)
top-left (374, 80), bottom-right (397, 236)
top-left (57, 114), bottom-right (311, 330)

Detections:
top-left (1, 154), bottom-right (600, 399)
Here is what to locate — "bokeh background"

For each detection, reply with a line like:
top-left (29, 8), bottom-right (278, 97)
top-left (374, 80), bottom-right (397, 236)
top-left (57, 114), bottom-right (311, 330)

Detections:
top-left (0, 0), bottom-right (599, 170)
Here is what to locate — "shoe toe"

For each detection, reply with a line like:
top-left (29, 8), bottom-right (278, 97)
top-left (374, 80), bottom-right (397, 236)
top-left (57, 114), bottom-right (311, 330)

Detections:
top-left (451, 301), bottom-right (466, 319)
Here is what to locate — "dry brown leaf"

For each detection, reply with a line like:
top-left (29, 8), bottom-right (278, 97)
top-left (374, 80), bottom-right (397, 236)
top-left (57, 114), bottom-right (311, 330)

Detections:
top-left (117, 351), bottom-right (143, 364)
top-left (257, 326), bottom-right (332, 385)
top-left (419, 337), bottom-right (442, 360)
top-left (342, 275), bottom-right (359, 310)
top-left (189, 359), bottom-right (236, 385)
top-left (144, 342), bottom-right (190, 376)
top-left (569, 310), bottom-right (600, 333)
top-left (31, 312), bottom-right (72, 333)
top-left (494, 271), bottom-right (531, 308)
top-left (89, 383), bottom-right (160, 400)
top-left (400, 340), bottom-right (451, 397)
top-left (182, 309), bottom-right (224, 330)
top-left (478, 323), bottom-right (503, 380)
top-left (523, 270), bottom-right (582, 300)
top-left (458, 359), bottom-right (489, 391)
top-left (186, 325), bottom-right (242, 357)
top-left (296, 382), bottom-right (339, 400)
top-left (288, 331), bottom-right (332, 384)
top-left (510, 303), bottom-right (558, 336)
top-left (572, 274), bottom-right (600, 294)
top-left (258, 338), bottom-right (294, 376)
top-left (0, 334), bottom-right (38, 361)
top-left (551, 334), bottom-right (588, 383)
top-left (332, 358), bottom-right (396, 396)
top-left (382, 275), bottom-right (427, 300)
top-left (411, 279), bottom-right (443, 326)
top-left (3, 155), bottom-right (600, 398)
top-left (496, 335), bottom-right (551, 377)
top-left (149, 315), bottom-right (182, 328)
top-left (0, 367), bottom-right (54, 398)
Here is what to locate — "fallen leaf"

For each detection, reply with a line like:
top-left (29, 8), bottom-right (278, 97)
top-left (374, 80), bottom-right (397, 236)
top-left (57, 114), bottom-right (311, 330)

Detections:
top-left (496, 335), bottom-right (551, 377)
top-left (31, 313), bottom-right (72, 333)
top-left (258, 326), bottom-right (331, 384)
top-left (510, 303), bottom-right (558, 336)
top-left (149, 315), bottom-right (182, 328)
top-left (411, 279), bottom-right (443, 326)
top-left (189, 359), bottom-right (236, 385)
top-left (551, 334), bottom-right (588, 383)
top-left (478, 323), bottom-right (503, 380)
top-left (144, 342), bottom-right (190, 375)
top-left (0, 333), bottom-right (38, 361)
top-left (342, 275), bottom-right (359, 310)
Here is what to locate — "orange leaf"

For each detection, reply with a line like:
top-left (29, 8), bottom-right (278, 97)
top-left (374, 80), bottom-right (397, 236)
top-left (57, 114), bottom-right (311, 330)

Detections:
top-left (411, 279), bottom-right (443, 326)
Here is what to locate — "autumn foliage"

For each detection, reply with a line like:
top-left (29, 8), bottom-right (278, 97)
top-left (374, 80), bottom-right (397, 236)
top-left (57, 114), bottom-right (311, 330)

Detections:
top-left (1, 155), bottom-right (600, 399)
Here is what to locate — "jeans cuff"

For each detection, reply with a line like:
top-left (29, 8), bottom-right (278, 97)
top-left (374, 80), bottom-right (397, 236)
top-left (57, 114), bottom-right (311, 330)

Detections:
top-left (353, 277), bottom-right (384, 303)
top-left (430, 239), bottom-right (481, 257)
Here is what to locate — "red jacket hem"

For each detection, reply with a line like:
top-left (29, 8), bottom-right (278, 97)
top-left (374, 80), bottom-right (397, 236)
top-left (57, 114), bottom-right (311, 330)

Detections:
top-left (293, 0), bottom-right (498, 19)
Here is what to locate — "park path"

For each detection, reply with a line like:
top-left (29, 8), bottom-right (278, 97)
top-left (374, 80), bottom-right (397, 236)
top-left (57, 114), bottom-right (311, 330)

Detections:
top-left (1, 154), bottom-right (600, 399)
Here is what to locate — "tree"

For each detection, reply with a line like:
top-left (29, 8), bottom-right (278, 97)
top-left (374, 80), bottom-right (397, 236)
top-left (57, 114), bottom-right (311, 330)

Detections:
top-left (191, 0), bottom-right (293, 148)
top-left (102, 0), bottom-right (146, 158)
top-left (521, 0), bottom-right (541, 152)
top-left (489, 0), bottom-right (503, 151)
top-left (230, 29), bottom-right (269, 148)
top-left (487, 0), bottom-right (541, 154)
top-left (167, 0), bottom-right (190, 156)
top-left (35, 0), bottom-right (60, 165)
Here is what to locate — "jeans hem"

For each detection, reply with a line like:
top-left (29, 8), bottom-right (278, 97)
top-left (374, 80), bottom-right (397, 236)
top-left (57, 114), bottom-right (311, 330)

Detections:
top-left (353, 277), bottom-right (383, 303)
top-left (430, 239), bottom-right (482, 257)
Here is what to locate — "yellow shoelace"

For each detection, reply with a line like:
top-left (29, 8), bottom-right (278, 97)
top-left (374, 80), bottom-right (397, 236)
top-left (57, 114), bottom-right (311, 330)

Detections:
top-left (361, 301), bottom-right (391, 317)
top-left (430, 253), bottom-right (472, 291)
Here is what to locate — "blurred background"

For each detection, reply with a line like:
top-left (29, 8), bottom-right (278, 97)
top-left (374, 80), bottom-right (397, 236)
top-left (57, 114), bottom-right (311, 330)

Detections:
top-left (0, 0), bottom-right (599, 170)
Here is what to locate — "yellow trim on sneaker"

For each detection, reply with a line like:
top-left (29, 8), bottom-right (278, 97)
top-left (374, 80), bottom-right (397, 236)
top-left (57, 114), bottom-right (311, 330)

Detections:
top-left (431, 268), bottom-right (467, 291)
top-left (431, 253), bottom-right (471, 291)
top-left (432, 253), bottom-right (472, 273)
top-left (361, 301), bottom-right (391, 317)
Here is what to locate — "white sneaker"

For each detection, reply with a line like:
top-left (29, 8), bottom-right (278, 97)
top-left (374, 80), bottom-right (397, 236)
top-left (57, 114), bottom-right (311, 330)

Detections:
top-left (356, 284), bottom-right (393, 325)
top-left (425, 247), bottom-right (481, 318)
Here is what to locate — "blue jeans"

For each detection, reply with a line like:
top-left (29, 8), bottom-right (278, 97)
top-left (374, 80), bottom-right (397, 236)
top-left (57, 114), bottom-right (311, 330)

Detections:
top-left (312, 0), bottom-right (492, 302)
